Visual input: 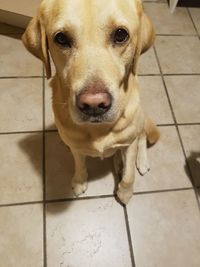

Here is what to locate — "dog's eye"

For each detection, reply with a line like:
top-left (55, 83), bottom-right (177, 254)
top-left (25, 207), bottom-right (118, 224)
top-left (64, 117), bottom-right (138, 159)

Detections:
top-left (112, 28), bottom-right (129, 44)
top-left (54, 32), bottom-right (72, 48)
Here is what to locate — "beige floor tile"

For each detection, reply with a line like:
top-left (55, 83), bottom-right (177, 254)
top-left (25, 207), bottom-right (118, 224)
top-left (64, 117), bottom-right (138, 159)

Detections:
top-left (155, 36), bottom-right (200, 74)
top-left (46, 132), bottom-right (115, 200)
top-left (138, 47), bottom-right (160, 75)
top-left (135, 126), bottom-right (192, 192)
top-left (0, 78), bottom-right (43, 132)
top-left (0, 23), bottom-right (24, 34)
top-left (0, 133), bottom-right (43, 204)
top-left (0, 204), bottom-right (43, 267)
top-left (189, 8), bottom-right (200, 34)
top-left (143, 0), bottom-right (167, 2)
top-left (144, 3), bottom-right (196, 35)
top-left (165, 75), bottom-right (200, 123)
top-left (128, 190), bottom-right (200, 267)
top-left (139, 76), bottom-right (173, 124)
top-left (45, 80), bottom-right (56, 130)
top-left (0, 34), bottom-right (42, 77)
top-left (46, 198), bottom-right (131, 267)
top-left (179, 125), bottom-right (200, 187)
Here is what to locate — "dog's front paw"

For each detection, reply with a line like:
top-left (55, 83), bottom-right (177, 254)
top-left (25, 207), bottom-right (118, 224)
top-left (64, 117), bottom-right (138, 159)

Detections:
top-left (116, 182), bottom-right (133, 205)
top-left (72, 180), bottom-right (88, 196)
top-left (136, 152), bottom-right (150, 176)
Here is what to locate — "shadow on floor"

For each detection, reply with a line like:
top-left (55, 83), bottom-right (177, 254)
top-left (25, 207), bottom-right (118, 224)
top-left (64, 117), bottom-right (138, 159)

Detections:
top-left (185, 151), bottom-right (200, 194)
top-left (18, 126), bottom-right (117, 213)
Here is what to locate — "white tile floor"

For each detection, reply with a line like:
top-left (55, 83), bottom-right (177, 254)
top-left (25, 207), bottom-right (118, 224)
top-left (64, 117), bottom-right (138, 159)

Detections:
top-left (0, 2), bottom-right (200, 267)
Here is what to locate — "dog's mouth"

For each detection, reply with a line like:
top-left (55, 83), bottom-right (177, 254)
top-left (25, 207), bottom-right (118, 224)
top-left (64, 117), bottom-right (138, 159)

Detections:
top-left (79, 113), bottom-right (113, 124)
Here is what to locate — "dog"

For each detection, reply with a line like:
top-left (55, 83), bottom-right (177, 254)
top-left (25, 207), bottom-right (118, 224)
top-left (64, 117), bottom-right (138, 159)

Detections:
top-left (22, 0), bottom-right (159, 204)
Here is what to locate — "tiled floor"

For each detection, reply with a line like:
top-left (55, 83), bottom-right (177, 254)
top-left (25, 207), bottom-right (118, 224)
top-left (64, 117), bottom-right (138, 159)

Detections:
top-left (0, 2), bottom-right (200, 267)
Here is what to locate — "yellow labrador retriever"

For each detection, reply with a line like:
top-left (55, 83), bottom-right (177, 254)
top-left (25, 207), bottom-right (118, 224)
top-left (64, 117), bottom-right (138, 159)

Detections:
top-left (22, 0), bottom-right (159, 204)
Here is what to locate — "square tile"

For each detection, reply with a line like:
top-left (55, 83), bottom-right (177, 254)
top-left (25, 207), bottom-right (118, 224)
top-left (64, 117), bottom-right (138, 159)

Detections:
top-left (143, 0), bottom-right (167, 2)
top-left (45, 132), bottom-right (115, 200)
top-left (128, 190), bottom-right (200, 267)
top-left (144, 3), bottom-right (196, 35)
top-left (138, 47), bottom-right (160, 75)
top-left (155, 36), bottom-right (200, 74)
top-left (0, 204), bottom-right (43, 267)
top-left (0, 133), bottom-right (43, 205)
top-left (0, 78), bottom-right (43, 132)
top-left (139, 76), bottom-right (173, 124)
top-left (45, 80), bottom-right (56, 130)
top-left (189, 8), bottom-right (200, 34)
top-left (0, 23), bottom-right (24, 34)
top-left (179, 125), bottom-right (200, 187)
top-left (165, 75), bottom-right (200, 123)
top-left (0, 34), bottom-right (42, 77)
top-left (46, 198), bottom-right (131, 267)
top-left (135, 126), bottom-right (192, 193)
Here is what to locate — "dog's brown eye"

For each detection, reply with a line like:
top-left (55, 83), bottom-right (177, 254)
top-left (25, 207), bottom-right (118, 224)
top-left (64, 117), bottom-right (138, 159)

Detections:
top-left (112, 28), bottom-right (129, 44)
top-left (54, 32), bottom-right (72, 48)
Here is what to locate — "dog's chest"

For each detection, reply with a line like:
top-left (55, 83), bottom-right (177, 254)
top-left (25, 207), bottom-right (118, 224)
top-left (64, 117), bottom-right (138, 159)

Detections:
top-left (68, 130), bottom-right (133, 158)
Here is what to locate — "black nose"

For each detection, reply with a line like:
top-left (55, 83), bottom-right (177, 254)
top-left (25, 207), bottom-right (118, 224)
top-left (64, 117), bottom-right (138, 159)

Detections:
top-left (76, 92), bottom-right (112, 117)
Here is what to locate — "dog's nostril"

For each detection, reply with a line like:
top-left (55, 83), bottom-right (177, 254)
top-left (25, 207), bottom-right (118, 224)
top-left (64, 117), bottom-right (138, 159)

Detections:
top-left (82, 104), bottom-right (90, 111)
top-left (98, 103), bottom-right (107, 109)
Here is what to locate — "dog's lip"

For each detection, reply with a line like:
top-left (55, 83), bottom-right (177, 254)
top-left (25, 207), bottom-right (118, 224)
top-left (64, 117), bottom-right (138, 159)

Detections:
top-left (89, 117), bottom-right (103, 123)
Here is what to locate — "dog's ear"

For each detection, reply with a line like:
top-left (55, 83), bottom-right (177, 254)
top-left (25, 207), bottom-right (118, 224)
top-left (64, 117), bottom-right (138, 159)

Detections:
top-left (132, 13), bottom-right (155, 74)
top-left (22, 15), bottom-right (51, 79)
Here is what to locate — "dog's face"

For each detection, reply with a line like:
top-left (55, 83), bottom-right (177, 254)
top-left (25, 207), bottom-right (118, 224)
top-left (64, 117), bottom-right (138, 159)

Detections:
top-left (23, 0), bottom-right (154, 125)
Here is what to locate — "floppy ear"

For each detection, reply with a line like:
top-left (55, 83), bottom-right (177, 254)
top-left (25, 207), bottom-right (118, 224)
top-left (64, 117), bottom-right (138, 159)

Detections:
top-left (22, 15), bottom-right (52, 79)
top-left (132, 13), bottom-right (155, 74)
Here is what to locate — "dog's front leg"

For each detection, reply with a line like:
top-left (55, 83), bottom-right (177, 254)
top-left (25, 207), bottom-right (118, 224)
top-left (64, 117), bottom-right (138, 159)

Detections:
top-left (116, 138), bottom-right (138, 205)
top-left (71, 150), bottom-right (88, 196)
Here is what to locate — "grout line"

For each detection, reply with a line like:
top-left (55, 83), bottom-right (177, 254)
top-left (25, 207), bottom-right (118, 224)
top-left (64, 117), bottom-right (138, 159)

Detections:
top-left (187, 8), bottom-right (200, 40)
top-left (134, 187), bottom-right (193, 196)
top-left (0, 76), bottom-right (43, 79)
top-left (162, 73), bottom-right (200, 76)
top-left (153, 45), bottom-right (178, 124)
top-left (132, 73), bottom-right (200, 77)
top-left (46, 194), bottom-right (114, 204)
top-left (0, 195), bottom-right (114, 209)
top-left (1, 124), bottom-right (200, 137)
top-left (0, 129), bottom-right (58, 136)
top-left (123, 206), bottom-right (136, 267)
top-left (0, 188), bottom-right (196, 208)
top-left (153, 45), bottom-right (200, 212)
top-left (42, 68), bottom-right (47, 267)
top-left (0, 130), bottom-right (43, 135)
top-left (157, 123), bottom-right (200, 127)
top-left (156, 33), bottom-right (198, 37)
top-left (0, 200), bottom-right (43, 208)
top-left (0, 74), bottom-right (199, 80)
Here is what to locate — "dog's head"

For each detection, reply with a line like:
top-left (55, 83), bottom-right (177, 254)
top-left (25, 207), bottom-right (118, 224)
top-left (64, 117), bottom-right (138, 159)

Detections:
top-left (22, 0), bottom-right (154, 125)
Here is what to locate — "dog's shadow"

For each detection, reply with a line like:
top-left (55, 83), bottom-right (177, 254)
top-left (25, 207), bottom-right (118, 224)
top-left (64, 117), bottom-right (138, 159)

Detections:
top-left (19, 126), bottom-right (117, 213)
top-left (185, 151), bottom-right (200, 195)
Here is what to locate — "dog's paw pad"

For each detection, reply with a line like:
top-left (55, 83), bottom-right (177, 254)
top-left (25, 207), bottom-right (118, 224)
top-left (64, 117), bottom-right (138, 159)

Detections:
top-left (72, 181), bottom-right (88, 196)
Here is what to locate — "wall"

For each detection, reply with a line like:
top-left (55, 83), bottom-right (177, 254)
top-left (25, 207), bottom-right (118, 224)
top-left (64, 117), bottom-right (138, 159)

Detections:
top-left (0, 0), bottom-right (41, 28)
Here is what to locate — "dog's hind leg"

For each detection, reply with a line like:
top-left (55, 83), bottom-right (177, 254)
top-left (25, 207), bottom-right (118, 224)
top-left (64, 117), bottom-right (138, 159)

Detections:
top-left (71, 150), bottom-right (88, 196)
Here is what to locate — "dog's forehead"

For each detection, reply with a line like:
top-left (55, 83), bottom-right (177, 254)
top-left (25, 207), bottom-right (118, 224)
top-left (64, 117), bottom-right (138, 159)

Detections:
top-left (41, 0), bottom-right (141, 32)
